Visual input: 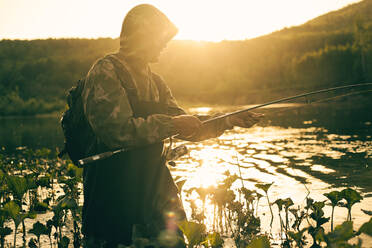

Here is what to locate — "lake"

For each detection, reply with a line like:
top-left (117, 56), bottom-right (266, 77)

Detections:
top-left (1, 100), bottom-right (371, 246)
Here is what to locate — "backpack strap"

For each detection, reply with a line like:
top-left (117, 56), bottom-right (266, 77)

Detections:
top-left (106, 54), bottom-right (140, 112)
top-left (107, 54), bottom-right (167, 108)
top-left (151, 73), bottom-right (167, 105)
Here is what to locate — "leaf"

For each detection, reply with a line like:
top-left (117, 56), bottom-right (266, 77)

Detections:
top-left (178, 220), bottom-right (206, 247)
top-left (6, 175), bottom-right (29, 201)
top-left (310, 201), bottom-right (328, 223)
top-left (283, 197), bottom-right (294, 209)
top-left (194, 187), bottom-right (209, 201)
top-left (28, 237), bottom-right (38, 248)
top-left (274, 199), bottom-right (285, 211)
top-left (0, 170), bottom-right (4, 182)
top-left (67, 163), bottom-right (83, 179)
top-left (288, 228), bottom-right (307, 245)
top-left (0, 208), bottom-right (10, 225)
top-left (54, 196), bottom-right (78, 211)
top-left (306, 197), bottom-right (314, 209)
top-left (255, 183), bottom-right (273, 194)
top-left (318, 217), bottom-right (330, 226)
top-left (35, 148), bottom-right (51, 157)
top-left (3, 201), bottom-right (20, 220)
top-left (361, 209), bottom-right (372, 216)
top-left (312, 201), bottom-right (326, 211)
top-left (240, 187), bottom-right (256, 203)
top-left (33, 201), bottom-right (50, 213)
top-left (58, 236), bottom-right (70, 248)
top-left (3, 201), bottom-right (35, 229)
top-left (325, 221), bottom-right (355, 245)
top-left (324, 191), bottom-right (343, 206)
top-left (176, 179), bottom-right (187, 193)
top-left (29, 221), bottom-right (48, 238)
top-left (340, 188), bottom-right (363, 208)
top-left (223, 174), bottom-right (238, 189)
top-left (246, 235), bottom-right (271, 248)
top-left (206, 232), bottom-right (224, 248)
top-left (36, 176), bottom-right (51, 188)
top-left (0, 227), bottom-right (12, 237)
top-left (358, 218), bottom-right (372, 237)
top-left (256, 192), bottom-right (264, 200)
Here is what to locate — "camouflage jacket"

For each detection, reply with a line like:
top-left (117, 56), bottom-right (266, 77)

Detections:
top-left (81, 52), bottom-right (231, 150)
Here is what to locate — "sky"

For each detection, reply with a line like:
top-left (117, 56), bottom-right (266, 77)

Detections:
top-left (0, 0), bottom-right (362, 41)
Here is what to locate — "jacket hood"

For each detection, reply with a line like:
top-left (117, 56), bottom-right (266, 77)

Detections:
top-left (119, 4), bottom-right (178, 62)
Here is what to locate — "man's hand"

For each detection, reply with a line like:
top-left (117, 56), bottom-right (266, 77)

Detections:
top-left (226, 112), bottom-right (264, 128)
top-left (172, 115), bottom-right (202, 138)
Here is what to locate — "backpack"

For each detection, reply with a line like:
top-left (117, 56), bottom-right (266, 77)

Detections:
top-left (60, 78), bottom-right (96, 167)
top-left (59, 54), bottom-right (166, 166)
top-left (59, 55), bottom-right (138, 166)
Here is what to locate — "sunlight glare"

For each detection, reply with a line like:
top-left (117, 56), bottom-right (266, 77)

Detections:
top-left (188, 107), bottom-right (212, 115)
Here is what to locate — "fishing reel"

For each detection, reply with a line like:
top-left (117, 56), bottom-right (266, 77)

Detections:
top-left (166, 144), bottom-right (188, 167)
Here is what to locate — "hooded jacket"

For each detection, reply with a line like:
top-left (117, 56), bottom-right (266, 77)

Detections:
top-left (82, 4), bottom-right (229, 151)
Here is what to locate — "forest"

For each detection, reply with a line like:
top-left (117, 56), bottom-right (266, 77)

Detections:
top-left (0, 0), bottom-right (371, 115)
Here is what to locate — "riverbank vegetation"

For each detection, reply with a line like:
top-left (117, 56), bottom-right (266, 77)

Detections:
top-left (0, 148), bottom-right (372, 247)
top-left (0, 0), bottom-right (372, 116)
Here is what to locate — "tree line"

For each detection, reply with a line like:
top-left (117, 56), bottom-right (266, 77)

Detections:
top-left (0, 1), bottom-right (371, 115)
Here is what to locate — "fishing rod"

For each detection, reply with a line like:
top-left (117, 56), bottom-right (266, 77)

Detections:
top-left (77, 82), bottom-right (372, 166)
top-left (202, 82), bottom-right (372, 125)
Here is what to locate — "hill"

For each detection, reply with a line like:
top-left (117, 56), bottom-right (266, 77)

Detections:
top-left (0, 0), bottom-right (371, 115)
top-left (299, 0), bottom-right (372, 33)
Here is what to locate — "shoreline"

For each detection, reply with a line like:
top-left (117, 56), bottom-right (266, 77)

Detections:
top-left (0, 95), bottom-right (371, 119)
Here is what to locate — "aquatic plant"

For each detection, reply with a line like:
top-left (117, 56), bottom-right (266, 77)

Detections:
top-left (307, 200), bottom-right (330, 248)
top-left (1, 148), bottom-right (371, 248)
top-left (340, 188), bottom-right (363, 221)
top-left (274, 197), bottom-right (294, 244)
top-left (0, 208), bottom-right (12, 248)
top-left (178, 220), bottom-right (206, 248)
top-left (255, 183), bottom-right (274, 227)
top-left (323, 190), bottom-right (342, 231)
top-left (28, 221), bottom-right (49, 248)
top-left (3, 201), bottom-right (36, 247)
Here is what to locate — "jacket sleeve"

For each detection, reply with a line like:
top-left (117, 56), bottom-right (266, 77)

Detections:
top-left (156, 76), bottom-right (232, 142)
top-left (82, 58), bottom-right (176, 150)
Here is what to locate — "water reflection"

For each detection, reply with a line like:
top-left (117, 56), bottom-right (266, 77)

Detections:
top-left (169, 119), bottom-right (371, 244)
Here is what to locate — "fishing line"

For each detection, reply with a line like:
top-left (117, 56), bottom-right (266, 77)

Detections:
top-left (232, 134), bottom-right (245, 189)
top-left (202, 83), bottom-right (372, 125)
top-left (262, 88), bottom-right (372, 117)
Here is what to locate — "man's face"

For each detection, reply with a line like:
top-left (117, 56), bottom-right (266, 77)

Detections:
top-left (148, 39), bottom-right (168, 63)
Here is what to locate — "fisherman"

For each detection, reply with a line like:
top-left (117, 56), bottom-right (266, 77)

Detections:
top-left (81, 4), bottom-right (262, 247)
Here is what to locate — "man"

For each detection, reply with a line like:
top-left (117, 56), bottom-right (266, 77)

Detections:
top-left (81, 4), bottom-right (262, 247)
